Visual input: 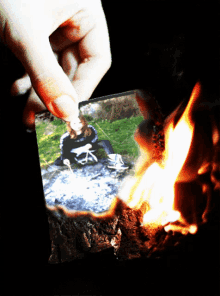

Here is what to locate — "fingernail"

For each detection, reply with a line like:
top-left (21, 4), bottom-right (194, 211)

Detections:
top-left (52, 95), bottom-right (79, 120)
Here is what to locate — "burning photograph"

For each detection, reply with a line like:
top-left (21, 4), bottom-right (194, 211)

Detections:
top-left (1, 0), bottom-right (219, 294)
top-left (36, 84), bottom-right (220, 266)
top-left (31, 1), bottom-right (219, 273)
top-left (36, 91), bottom-right (143, 214)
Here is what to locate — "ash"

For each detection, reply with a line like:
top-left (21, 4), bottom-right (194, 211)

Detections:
top-left (41, 159), bottom-right (132, 213)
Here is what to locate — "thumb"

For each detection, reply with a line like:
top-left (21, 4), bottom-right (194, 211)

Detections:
top-left (19, 36), bottom-right (79, 122)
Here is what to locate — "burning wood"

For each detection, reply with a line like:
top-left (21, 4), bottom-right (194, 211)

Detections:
top-left (46, 82), bottom-right (220, 264)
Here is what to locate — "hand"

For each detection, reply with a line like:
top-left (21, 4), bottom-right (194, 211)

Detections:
top-left (1, 0), bottom-right (111, 129)
top-left (63, 159), bottom-right (70, 166)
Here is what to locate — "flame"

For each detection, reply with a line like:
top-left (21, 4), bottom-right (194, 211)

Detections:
top-left (118, 82), bottom-right (202, 234)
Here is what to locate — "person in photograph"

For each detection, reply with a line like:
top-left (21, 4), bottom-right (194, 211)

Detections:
top-left (54, 115), bottom-right (128, 170)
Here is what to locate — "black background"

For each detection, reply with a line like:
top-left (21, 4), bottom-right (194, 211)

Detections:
top-left (0, 1), bottom-right (219, 295)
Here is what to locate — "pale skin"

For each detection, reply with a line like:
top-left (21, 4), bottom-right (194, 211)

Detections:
top-left (0, 0), bottom-right (111, 129)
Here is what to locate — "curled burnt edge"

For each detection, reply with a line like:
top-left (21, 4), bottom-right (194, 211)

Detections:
top-left (46, 191), bottom-right (219, 264)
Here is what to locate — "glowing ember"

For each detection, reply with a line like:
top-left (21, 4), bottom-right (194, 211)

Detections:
top-left (118, 82), bottom-right (202, 234)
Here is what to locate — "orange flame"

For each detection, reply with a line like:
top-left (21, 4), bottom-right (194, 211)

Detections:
top-left (118, 82), bottom-right (202, 234)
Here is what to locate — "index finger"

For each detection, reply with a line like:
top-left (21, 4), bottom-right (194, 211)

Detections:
top-left (23, 35), bottom-right (79, 122)
top-left (62, 3), bottom-right (112, 101)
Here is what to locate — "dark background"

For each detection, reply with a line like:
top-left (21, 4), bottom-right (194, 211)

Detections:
top-left (0, 1), bottom-right (219, 295)
top-left (96, 1), bottom-right (219, 116)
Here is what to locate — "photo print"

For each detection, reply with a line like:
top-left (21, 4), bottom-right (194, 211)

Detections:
top-left (35, 91), bottom-right (144, 215)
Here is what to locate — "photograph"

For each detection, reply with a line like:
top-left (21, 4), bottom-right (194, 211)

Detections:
top-left (36, 91), bottom-right (144, 214)
top-left (0, 1), bottom-right (219, 295)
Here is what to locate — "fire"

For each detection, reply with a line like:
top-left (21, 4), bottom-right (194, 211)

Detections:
top-left (47, 81), bottom-right (218, 237)
top-left (118, 82), bottom-right (202, 235)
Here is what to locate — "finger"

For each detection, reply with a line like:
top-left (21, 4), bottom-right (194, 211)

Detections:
top-left (22, 87), bottom-right (47, 130)
top-left (62, 6), bottom-right (111, 102)
top-left (10, 73), bottom-right (31, 96)
top-left (22, 50), bottom-right (62, 130)
top-left (16, 34), bottom-right (79, 123)
top-left (60, 45), bottom-right (80, 80)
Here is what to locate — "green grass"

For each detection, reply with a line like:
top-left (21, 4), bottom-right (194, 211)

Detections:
top-left (36, 116), bottom-right (144, 169)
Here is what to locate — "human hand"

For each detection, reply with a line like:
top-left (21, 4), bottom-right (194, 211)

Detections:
top-left (63, 159), bottom-right (70, 166)
top-left (1, 0), bottom-right (111, 129)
